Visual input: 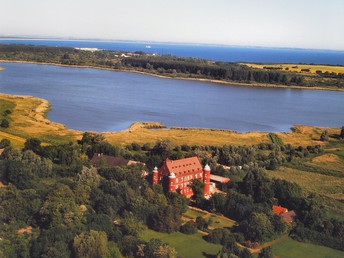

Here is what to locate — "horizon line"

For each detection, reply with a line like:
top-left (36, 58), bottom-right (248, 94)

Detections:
top-left (1, 34), bottom-right (344, 53)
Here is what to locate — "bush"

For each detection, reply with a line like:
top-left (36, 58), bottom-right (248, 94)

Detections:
top-left (0, 139), bottom-right (11, 148)
top-left (0, 119), bottom-right (9, 128)
top-left (180, 221), bottom-right (197, 235)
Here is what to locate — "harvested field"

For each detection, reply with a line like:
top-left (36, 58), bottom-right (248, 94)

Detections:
top-left (312, 154), bottom-right (339, 163)
top-left (267, 167), bottom-right (344, 200)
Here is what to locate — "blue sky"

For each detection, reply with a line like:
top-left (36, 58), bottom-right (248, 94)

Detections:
top-left (1, 0), bottom-right (343, 50)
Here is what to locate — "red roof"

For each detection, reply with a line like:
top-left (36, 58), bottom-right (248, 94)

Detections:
top-left (210, 174), bottom-right (230, 183)
top-left (17, 226), bottom-right (32, 234)
top-left (272, 205), bottom-right (288, 215)
top-left (159, 157), bottom-right (203, 177)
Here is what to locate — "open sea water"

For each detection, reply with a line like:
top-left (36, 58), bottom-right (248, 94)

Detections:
top-left (1, 38), bottom-right (344, 65)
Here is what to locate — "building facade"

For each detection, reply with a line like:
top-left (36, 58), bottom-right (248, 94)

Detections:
top-left (152, 156), bottom-right (211, 198)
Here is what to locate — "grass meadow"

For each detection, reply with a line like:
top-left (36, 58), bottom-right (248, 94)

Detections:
top-left (140, 229), bottom-right (222, 258)
top-left (244, 63), bottom-right (344, 75)
top-left (270, 237), bottom-right (344, 258)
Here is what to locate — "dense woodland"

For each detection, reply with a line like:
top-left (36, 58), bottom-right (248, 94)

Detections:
top-left (1, 132), bottom-right (344, 257)
top-left (1, 44), bottom-right (344, 89)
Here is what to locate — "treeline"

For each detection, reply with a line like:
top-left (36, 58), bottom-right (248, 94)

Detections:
top-left (316, 70), bottom-right (344, 79)
top-left (2, 43), bottom-right (344, 88)
top-left (123, 56), bottom-right (305, 85)
top-left (0, 44), bottom-right (120, 67)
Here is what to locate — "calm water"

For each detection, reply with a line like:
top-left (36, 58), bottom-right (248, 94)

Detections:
top-left (1, 39), bottom-right (344, 65)
top-left (0, 62), bottom-right (344, 132)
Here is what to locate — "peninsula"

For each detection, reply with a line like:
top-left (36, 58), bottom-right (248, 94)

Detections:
top-left (1, 44), bottom-right (344, 91)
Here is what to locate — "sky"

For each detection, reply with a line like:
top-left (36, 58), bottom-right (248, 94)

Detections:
top-left (1, 0), bottom-right (344, 50)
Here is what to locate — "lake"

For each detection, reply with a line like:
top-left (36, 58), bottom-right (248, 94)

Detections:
top-left (0, 62), bottom-right (344, 132)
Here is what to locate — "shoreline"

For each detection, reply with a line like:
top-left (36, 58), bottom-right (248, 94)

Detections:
top-left (1, 59), bottom-right (344, 92)
top-left (0, 92), bottom-right (340, 147)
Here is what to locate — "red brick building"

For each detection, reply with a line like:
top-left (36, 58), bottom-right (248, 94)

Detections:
top-left (152, 156), bottom-right (211, 198)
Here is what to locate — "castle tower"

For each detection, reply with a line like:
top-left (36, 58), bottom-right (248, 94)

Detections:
top-left (152, 166), bottom-right (159, 185)
top-left (168, 172), bottom-right (177, 192)
top-left (203, 164), bottom-right (211, 195)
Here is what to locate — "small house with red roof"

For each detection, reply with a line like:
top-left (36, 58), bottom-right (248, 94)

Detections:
top-left (272, 205), bottom-right (288, 215)
top-left (152, 157), bottom-right (211, 198)
top-left (272, 205), bottom-right (296, 223)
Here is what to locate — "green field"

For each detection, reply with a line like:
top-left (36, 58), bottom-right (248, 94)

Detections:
top-left (183, 208), bottom-right (236, 229)
top-left (140, 229), bottom-right (222, 258)
top-left (271, 237), bottom-right (344, 258)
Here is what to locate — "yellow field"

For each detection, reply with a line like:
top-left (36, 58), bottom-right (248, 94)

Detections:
top-left (0, 94), bottom-right (82, 145)
top-left (243, 63), bottom-right (344, 75)
top-left (267, 166), bottom-right (344, 200)
top-left (0, 93), bottom-right (341, 147)
top-left (0, 131), bottom-right (26, 147)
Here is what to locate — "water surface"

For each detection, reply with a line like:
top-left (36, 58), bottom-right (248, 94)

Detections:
top-left (1, 39), bottom-right (344, 65)
top-left (0, 62), bottom-right (343, 132)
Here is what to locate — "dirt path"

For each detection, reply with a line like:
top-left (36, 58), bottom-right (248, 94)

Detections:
top-left (237, 235), bottom-right (289, 253)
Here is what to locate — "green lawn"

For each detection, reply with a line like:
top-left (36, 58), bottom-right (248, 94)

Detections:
top-left (183, 208), bottom-right (236, 229)
top-left (271, 237), bottom-right (344, 258)
top-left (140, 229), bottom-right (222, 258)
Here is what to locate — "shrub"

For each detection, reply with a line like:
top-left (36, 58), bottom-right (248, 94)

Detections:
top-left (180, 221), bottom-right (197, 235)
top-left (0, 119), bottom-right (9, 128)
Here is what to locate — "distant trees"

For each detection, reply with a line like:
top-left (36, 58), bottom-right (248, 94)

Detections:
top-left (320, 130), bottom-right (329, 141)
top-left (340, 126), bottom-right (344, 139)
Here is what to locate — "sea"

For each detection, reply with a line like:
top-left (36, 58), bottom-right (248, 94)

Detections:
top-left (1, 38), bottom-right (344, 65)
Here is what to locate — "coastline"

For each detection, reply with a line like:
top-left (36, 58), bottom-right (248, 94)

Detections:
top-left (0, 92), bottom-right (340, 148)
top-left (1, 59), bottom-right (343, 92)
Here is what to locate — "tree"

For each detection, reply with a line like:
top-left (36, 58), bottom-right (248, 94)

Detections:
top-left (144, 238), bottom-right (178, 258)
top-left (24, 138), bottom-right (41, 152)
top-left (0, 118), bottom-right (9, 128)
top-left (149, 205), bottom-right (181, 233)
top-left (5, 160), bottom-right (35, 189)
top-left (0, 138), bottom-right (11, 148)
top-left (320, 130), bottom-right (329, 141)
top-left (190, 179), bottom-right (205, 205)
top-left (180, 221), bottom-right (197, 234)
top-left (340, 126), bottom-right (344, 139)
top-left (258, 247), bottom-right (273, 258)
top-left (241, 169), bottom-right (274, 203)
top-left (122, 212), bottom-right (147, 237)
top-left (240, 213), bottom-right (274, 243)
top-left (196, 216), bottom-right (208, 230)
top-left (73, 230), bottom-right (109, 258)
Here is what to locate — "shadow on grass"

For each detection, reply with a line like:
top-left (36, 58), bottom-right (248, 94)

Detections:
top-left (202, 252), bottom-right (217, 258)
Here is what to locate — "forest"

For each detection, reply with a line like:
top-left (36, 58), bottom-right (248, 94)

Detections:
top-left (1, 131), bottom-right (343, 257)
top-left (1, 44), bottom-right (344, 89)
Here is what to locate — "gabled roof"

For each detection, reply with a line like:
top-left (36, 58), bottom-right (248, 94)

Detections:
top-left (272, 205), bottom-right (288, 215)
top-left (280, 210), bottom-right (296, 223)
top-left (210, 174), bottom-right (230, 183)
top-left (91, 153), bottom-right (130, 167)
top-left (160, 156), bottom-right (203, 177)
